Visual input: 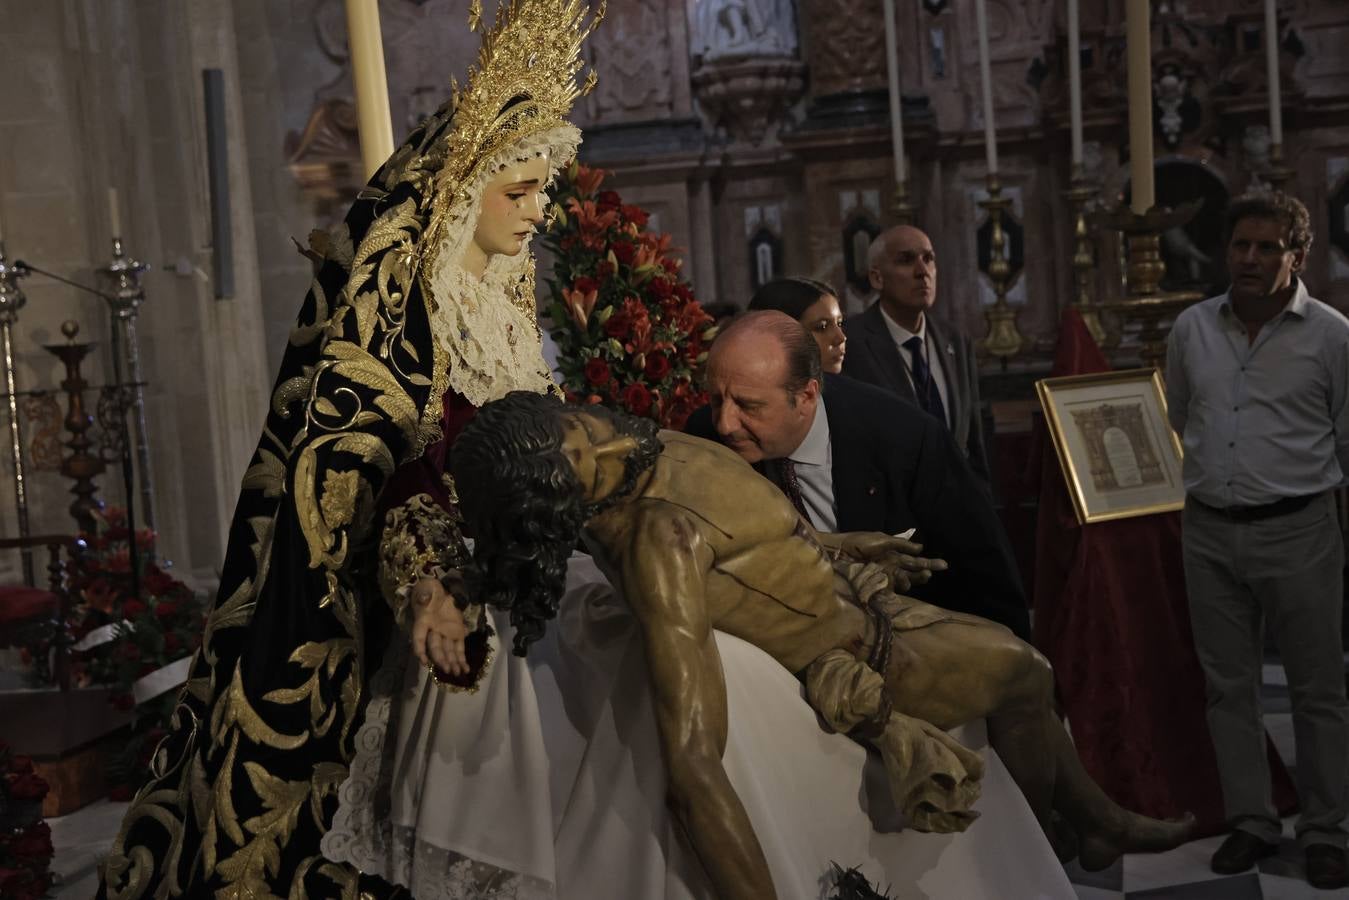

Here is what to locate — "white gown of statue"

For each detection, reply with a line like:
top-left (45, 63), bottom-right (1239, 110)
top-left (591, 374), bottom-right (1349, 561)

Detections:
top-left (322, 555), bottom-right (1075, 900)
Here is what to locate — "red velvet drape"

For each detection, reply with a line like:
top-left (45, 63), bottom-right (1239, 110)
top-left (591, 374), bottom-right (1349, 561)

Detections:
top-left (1030, 309), bottom-right (1296, 835)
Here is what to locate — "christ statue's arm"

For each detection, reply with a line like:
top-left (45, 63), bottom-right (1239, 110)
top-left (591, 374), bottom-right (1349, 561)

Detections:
top-left (617, 505), bottom-right (777, 900)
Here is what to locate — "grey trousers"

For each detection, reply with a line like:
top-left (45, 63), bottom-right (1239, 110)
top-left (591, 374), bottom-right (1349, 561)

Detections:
top-left (1182, 493), bottom-right (1349, 847)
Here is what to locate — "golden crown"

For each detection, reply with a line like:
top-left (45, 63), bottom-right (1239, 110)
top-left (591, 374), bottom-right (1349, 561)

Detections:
top-left (440, 0), bottom-right (603, 187)
top-left (368, 0), bottom-right (603, 205)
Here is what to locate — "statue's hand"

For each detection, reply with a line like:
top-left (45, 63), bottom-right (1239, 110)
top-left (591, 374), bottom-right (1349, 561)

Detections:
top-left (832, 532), bottom-right (948, 592)
top-left (410, 576), bottom-right (468, 676)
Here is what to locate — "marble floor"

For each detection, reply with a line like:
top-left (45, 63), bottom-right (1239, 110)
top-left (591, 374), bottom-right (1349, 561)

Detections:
top-left (43, 662), bottom-right (1349, 899)
top-left (1063, 663), bottom-right (1348, 900)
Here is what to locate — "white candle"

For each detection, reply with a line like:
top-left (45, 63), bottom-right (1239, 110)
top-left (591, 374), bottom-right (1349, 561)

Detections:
top-left (974, 0), bottom-right (998, 174)
top-left (882, 0), bottom-right (907, 185)
top-left (344, 0), bottom-right (396, 181)
top-left (1067, 0), bottom-right (1083, 166)
top-left (108, 186), bottom-right (122, 238)
top-left (1264, 0), bottom-right (1283, 146)
top-left (1125, 0), bottom-right (1154, 214)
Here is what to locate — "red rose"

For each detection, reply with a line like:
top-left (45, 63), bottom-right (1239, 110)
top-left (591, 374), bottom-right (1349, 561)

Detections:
top-left (142, 568), bottom-right (177, 595)
top-left (597, 190), bottom-right (622, 209)
top-left (0, 869), bottom-right (24, 892)
top-left (122, 598), bottom-right (147, 618)
top-left (10, 821), bottom-right (51, 858)
top-left (660, 256), bottom-right (680, 274)
top-left (612, 242), bottom-right (636, 266)
top-left (647, 277), bottom-right (673, 300)
top-left (673, 282), bottom-right (693, 302)
top-left (111, 692), bottom-right (135, 711)
top-left (153, 599), bottom-right (180, 620)
top-left (9, 754), bottom-right (33, 774)
top-left (621, 382), bottom-right (653, 416)
top-left (620, 204), bottom-right (649, 228)
top-left (644, 354), bottom-right (672, 381)
top-left (7, 772), bottom-right (49, 801)
top-left (603, 311), bottom-right (631, 339)
top-left (596, 260), bottom-right (616, 280)
top-left (573, 275), bottom-right (598, 294)
top-left (584, 358), bottom-right (611, 387)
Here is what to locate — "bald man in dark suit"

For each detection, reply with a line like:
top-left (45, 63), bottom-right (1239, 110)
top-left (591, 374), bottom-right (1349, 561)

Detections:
top-left (843, 225), bottom-right (989, 482)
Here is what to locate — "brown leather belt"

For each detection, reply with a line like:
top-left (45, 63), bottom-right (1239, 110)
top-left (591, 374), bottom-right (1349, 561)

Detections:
top-left (1190, 492), bottom-right (1323, 522)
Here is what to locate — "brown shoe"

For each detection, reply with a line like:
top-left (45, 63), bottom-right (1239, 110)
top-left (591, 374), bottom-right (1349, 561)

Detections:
top-left (1211, 830), bottom-right (1277, 875)
top-left (1306, 844), bottom-right (1349, 890)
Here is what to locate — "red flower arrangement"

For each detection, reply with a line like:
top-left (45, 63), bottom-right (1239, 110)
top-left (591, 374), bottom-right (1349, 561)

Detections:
top-left (17, 508), bottom-right (206, 799)
top-left (0, 740), bottom-right (53, 900)
top-left (544, 162), bottom-right (716, 430)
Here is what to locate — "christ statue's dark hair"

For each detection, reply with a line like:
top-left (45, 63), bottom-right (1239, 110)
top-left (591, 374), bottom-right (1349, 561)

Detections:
top-left (450, 390), bottom-right (662, 655)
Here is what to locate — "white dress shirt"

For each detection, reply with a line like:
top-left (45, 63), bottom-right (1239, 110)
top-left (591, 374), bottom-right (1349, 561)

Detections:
top-left (788, 398), bottom-right (838, 532)
top-left (879, 311), bottom-right (950, 428)
top-left (1166, 279), bottom-right (1349, 507)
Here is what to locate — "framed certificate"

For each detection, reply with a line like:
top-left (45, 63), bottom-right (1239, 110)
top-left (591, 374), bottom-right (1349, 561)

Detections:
top-left (1035, 368), bottom-right (1185, 524)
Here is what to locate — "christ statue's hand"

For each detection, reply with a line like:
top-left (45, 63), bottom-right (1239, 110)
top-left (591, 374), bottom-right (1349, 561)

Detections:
top-left (410, 576), bottom-right (469, 676)
top-left (828, 532), bottom-right (948, 592)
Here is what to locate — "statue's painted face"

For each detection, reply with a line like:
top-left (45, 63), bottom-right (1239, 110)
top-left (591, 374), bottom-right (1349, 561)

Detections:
top-left (559, 411), bottom-right (636, 502)
top-left (466, 152), bottom-right (551, 271)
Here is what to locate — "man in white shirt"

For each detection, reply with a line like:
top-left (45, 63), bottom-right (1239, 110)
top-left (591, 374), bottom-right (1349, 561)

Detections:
top-left (842, 226), bottom-right (989, 482)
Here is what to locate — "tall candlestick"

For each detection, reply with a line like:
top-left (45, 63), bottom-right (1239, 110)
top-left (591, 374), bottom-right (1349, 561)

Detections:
top-left (108, 187), bottom-right (122, 238)
top-left (344, 0), bottom-right (395, 182)
top-left (974, 0), bottom-right (998, 174)
top-left (1125, 0), bottom-right (1154, 214)
top-left (882, 0), bottom-right (907, 185)
top-left (1264, 0), bottom-right (1283, 146)
top-left (1067, 0), bottom-right (1083, 165)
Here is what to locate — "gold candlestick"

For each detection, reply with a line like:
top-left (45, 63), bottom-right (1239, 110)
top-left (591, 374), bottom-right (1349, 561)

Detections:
top-left (1264, 142), bottom-right (1293, 190)
top-left (98, 237), bottom-right (156, 531)
top-left (0, 244), bottom-right (34, 584)
top-left (978, 176), bottom-right (1023, 362)
top-left (892, 178), bottom-right (916, 226)
top-left (1064, 165), bottom-right (1106, 346)
top-left (1098, 201), bottom-right (1205, 369)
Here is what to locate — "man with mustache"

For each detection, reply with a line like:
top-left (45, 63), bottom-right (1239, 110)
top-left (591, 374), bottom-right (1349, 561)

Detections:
top-left (1166, 191), bottom-right (1349, 889)
top-left (451, 391), bottom-right (1194, 900)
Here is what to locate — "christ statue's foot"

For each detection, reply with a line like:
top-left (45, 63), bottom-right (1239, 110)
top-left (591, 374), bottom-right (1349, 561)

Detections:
top-left (1047, 812), bottom-right (1079, 864)
top-left (1078, 811), bottom-right (1197, 871)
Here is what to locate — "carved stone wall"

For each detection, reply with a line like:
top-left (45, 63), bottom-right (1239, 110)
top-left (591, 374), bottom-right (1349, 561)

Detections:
top-left (580, 0), bottom-right (692, 125)
top-left (800, 0), bottom-right (884, 98)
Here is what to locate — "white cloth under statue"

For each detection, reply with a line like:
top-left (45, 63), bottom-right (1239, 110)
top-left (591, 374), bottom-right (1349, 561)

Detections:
top-left (323, 555), bottom-right (1074, 899)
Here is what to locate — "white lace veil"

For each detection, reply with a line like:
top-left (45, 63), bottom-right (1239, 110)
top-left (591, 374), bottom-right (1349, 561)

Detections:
top-left (425, 124), bottom-right (580, 407)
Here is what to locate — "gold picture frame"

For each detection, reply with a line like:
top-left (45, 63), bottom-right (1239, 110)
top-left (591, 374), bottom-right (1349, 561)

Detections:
top-left (1035, 368), bottom-right (1185, 525)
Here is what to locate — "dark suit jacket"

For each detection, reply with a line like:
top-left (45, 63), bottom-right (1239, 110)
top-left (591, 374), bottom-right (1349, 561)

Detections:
top-left (686, 373), bottom-right (1028, 637)
top-left (841, 303), bottom-right (989, 482)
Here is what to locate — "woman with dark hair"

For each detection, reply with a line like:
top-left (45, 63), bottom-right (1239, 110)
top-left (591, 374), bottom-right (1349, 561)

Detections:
top-left (749, 276), bottom-right (846, 374)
